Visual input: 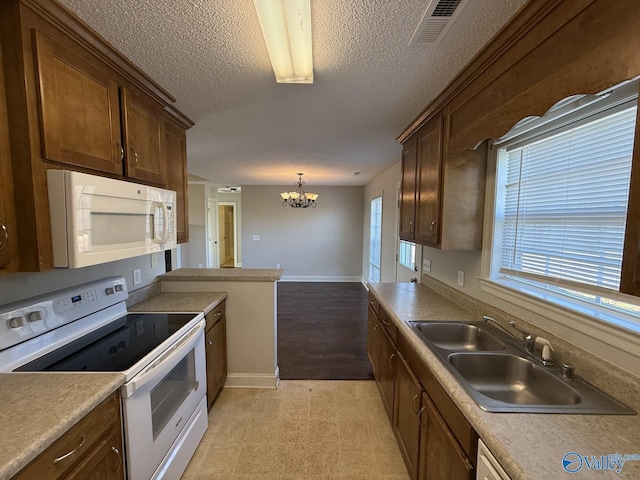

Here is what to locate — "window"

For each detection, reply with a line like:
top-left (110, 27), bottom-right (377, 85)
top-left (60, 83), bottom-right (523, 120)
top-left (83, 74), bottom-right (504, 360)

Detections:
top-left (369, 196), bottom-right (383, 283)
top-left (398, 240), bottom-right (416, 271)
top-left (489, 82), bottom-right (640, 329)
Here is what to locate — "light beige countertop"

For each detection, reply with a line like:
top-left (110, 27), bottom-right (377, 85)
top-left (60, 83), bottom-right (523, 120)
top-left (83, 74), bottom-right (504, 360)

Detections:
top-left (128, 291), bottom-right (227, 315)
top-left (0, 372), bottom-right (125, 480)
top-left (368, 282), bottom-right (640, 480)
top-left (159, 268), bottom-right (284, 282)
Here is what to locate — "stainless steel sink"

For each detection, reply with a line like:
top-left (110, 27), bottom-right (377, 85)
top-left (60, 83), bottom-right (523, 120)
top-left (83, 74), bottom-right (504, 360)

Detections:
top-left (407, 320), bottom-right (635, 414)
top-left (448, 353), bottom-right (580, 405)
top-left (412, 322), bottom-right (505, 352)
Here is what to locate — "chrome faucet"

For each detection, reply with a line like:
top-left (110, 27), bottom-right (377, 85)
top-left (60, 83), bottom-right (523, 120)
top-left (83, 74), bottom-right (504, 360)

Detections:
top-left (482, 316), bottom-right (534, 352)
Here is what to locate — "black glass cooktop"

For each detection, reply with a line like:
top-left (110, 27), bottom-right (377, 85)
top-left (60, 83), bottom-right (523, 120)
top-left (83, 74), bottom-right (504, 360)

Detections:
top-left (16, 313), bottom-right (198, 372)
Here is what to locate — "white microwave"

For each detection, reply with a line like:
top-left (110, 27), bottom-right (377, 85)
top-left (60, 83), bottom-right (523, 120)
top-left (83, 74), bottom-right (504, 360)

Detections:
top-left (47, 170), bottom-right (177, 268)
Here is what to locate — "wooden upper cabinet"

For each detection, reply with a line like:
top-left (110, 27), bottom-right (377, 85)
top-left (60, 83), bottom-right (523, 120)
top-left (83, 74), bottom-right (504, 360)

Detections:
top-left (34, 31), bottom-right (123, 175)
top-left (400, 135), bottom-right (417, 241)
top-left (121, 87), bottom-right (166, 185)
top-left (164, 116), bottom-right (189, 243)
top-left (0, 41), bottom-right (17, 271)
top-left (620, 92), bottom-right (640, 297)
top-left (414, 116), bottom-right (443, 247)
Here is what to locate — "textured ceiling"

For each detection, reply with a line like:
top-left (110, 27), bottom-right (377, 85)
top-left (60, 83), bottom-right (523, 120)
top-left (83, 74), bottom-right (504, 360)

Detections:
top-left (58, 0), bottom-right (528, 186)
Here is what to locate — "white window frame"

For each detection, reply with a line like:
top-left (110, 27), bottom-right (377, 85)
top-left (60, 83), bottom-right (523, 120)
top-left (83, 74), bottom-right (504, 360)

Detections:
top-left (398, 240), bottom-right (416, 271)
top-left (369, 195), bottom-right (383, 283)
top-left (480, 79), bottom-right (640, 366)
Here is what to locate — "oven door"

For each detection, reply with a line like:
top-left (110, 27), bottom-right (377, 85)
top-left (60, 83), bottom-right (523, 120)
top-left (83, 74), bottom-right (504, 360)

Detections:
top-left (121, 319), bottom-right (206, 480)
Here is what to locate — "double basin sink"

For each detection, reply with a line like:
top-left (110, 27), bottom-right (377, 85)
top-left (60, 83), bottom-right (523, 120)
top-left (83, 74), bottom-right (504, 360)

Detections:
top-left (408, 321), bottom-right (635, 414)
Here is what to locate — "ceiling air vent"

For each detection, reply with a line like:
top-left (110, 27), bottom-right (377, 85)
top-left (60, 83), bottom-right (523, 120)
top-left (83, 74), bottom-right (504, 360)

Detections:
top-left (409, 0), bottom-right (470, 46)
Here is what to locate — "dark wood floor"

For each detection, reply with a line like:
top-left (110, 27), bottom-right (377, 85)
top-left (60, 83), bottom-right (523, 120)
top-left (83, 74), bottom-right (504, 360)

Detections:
top-left (277, 282), bottom-right (373, 380)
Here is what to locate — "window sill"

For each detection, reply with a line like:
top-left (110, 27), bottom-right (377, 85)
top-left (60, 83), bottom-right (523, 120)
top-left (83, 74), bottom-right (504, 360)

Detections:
top-left (479, 277), bottom-right (640, 359)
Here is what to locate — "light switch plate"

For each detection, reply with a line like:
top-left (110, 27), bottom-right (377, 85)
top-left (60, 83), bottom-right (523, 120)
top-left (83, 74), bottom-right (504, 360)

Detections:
top-left (423, 258), bottom-right (431, 273)
top-left (252, 235), bottom-right (261, 241)
top-left (457, 270), bottom-right (465, 287)
top-left (150, 252), bottom-right (158, 268)
top-left (133, 269), bottom-right (141, 285)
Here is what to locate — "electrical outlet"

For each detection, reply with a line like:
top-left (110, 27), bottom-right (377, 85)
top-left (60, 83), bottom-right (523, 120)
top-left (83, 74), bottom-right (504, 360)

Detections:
top-left (133, 269), bottom-right (141, 285)
top-left (276, 263), bottom-right (281, 269)
top-left (253, 235), bottom-right (261, 241)
top-left (457, 270), bottom-right (465, 287)
top-left (423, 258), bottom-right (431, 273)
top-left (150, 252), bottom-right (158, 268)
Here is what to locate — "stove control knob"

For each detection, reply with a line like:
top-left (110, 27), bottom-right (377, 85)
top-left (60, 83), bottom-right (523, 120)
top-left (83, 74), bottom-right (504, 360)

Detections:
top-left (118, 340), bottom-right (127, 349)
top-left (109, 346), bottom-right (118, 354)
top-left (8, 317), bottom-right (23, 329)
top-left (105, 287), bottom-right (115, 295)
top-left (115, 284), bottom-right (124, 292)
top-left (28, 311), bottom-right (43, 322)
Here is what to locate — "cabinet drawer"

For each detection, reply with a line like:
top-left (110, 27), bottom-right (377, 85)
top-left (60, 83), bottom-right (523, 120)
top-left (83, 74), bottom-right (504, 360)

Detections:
top-left (368, 294), bottom-right (380, 317)
top-left (379, 308), bottom-right (398, 344)
top-left (206, 300), bottom-right (226, 330)
top-left (14, 391), bottom-right (121, 480)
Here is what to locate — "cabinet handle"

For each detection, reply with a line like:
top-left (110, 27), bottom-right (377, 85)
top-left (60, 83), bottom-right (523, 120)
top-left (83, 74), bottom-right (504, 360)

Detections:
top-left (389, 353), bottom-right (395, 370)
top-left (411, 394), bottom-right (420, 414)
top-left (381, 316), bottom-right (390, 326)
top-left (214, 311), bottom-right (222, 317)
top-left (429, 220), bottom-right (437, 235)
top-left (0, 223), bottom-right (7, 252)
top-left (207, 340), bottom-right (213, 345)
top-left (417, 406), bottom-right (426, 428)
top-left (409, 221), bottom-right (414, 233)
top-left (134, 152), bottom-right (139, 164)
top-left (119, 144), bottom-right (124, 164)
top-left (111, 446), bottom-right (121, 472)
top-left (373, 323), bottom-right (379, 331)
top-left (53, 436), bottom-right (86, 464)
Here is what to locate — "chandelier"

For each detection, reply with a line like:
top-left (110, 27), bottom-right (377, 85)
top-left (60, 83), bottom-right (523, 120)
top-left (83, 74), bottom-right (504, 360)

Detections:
top-left (280, 173), bottom-right (318, 208)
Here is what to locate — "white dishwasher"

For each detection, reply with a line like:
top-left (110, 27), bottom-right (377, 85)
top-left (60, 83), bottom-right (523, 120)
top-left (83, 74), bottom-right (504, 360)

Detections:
top-left (477, 439), bottom-right (512, 480)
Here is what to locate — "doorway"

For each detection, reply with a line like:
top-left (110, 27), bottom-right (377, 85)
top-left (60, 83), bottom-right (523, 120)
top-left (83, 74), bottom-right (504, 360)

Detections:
top-left (207, 198), bottom-right (219, 268)
top-left (218, 202), bottom-right (237, 268)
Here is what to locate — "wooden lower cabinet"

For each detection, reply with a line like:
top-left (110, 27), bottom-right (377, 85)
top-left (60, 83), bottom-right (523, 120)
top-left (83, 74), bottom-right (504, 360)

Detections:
top-left (366, 305), bottom-right (380, 378)
top-left (418, 392), bottom-right (474, 480)
top-left (205, 301), bottom-right (227, 409)
top-left (14, 391), bottom-right (124, 480)
top-left (367, 298), bottom-right (476, 480)
top-left (377, 326), bottom-right (396, 422)
top-left (393, 352), bottom-right (423, 479)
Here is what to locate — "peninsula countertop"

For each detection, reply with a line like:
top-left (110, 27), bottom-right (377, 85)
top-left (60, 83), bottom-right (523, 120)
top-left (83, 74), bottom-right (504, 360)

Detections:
top-left (368, 282), bottom-right (640, 480)
top-left (159, 268), bottom-right (284, 282)
top-left (0, 372), bottom-right (125, 480)
top-left (128, 291), bottom-right (227, 315)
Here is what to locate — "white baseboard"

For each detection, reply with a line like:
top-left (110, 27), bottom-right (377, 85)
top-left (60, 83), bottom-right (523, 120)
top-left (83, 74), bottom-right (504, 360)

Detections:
top-left (224, 368), bottom-right (279, 389)
top-left (279, 276), bottom-right (362, 282)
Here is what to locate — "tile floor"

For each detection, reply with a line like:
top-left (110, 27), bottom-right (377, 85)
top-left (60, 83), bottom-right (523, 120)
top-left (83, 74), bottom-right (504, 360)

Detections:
top-left (182, 380), bottom-right (411, 480)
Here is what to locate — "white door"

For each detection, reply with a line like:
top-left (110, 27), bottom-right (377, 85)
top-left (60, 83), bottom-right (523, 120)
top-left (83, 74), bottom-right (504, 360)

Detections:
top-left (207, 198), bottom-right (219, 268)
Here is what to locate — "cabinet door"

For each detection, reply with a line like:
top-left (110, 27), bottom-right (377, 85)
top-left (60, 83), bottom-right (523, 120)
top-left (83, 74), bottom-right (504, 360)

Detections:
top-left (367, 306), bottom-right (380, 378)
top-left (66, 430), bottom-right (124, 480)
top-left (0, 42), bottom-right (16, 271)
top-left (393, 352), bottom-right (423, 480)
top-left (378, 327), bottom-right (396, 422)
top-left (121, 87), bottom-right (166, 185)
top-left (419, 392), bottom-right (473, 480)
top-left (206, 316), bottom-right (227, 408)
top-left (164, 119), bottom-right (189, 243)
top-left (34, 31), bottom-right (123, 175)
top-left (415, 116), bottom-right (443, 246)
top-left (400, 135), bottom-right (418, 240)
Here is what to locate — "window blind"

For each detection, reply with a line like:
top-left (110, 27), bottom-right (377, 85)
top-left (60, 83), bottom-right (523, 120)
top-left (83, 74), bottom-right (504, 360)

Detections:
top-left (499, 105), bottom-right (637, 293)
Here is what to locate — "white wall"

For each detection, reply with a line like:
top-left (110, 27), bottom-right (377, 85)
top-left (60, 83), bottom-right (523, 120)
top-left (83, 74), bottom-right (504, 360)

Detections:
top-left (0, 252), bottom-right (166, 305)
top-left (362, 162), bottom-right (401, 283)
top-left (241, 185), bottom-right (364, 280)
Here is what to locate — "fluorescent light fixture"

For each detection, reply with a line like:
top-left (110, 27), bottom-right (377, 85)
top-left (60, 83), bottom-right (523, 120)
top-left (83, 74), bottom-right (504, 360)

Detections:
top-left (253, 0), bottom-right (313, 84)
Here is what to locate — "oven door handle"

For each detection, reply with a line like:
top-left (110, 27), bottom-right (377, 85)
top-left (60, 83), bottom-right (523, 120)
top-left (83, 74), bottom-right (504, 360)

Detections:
top-left (123, 320), bottom-right (204, 398)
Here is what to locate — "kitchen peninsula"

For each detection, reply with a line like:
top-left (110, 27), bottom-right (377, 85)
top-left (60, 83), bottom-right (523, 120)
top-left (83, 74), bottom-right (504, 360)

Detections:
top-left (157, 268), bottom-right (283, 389)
